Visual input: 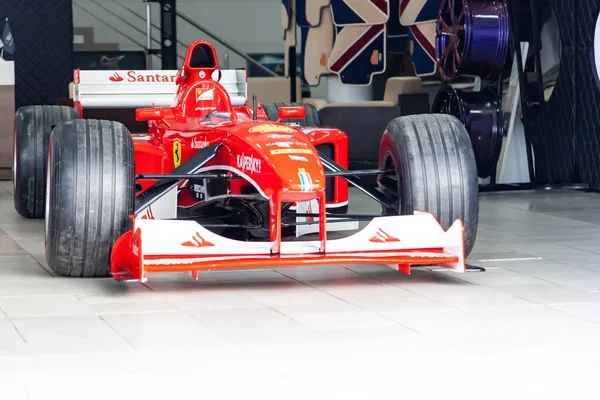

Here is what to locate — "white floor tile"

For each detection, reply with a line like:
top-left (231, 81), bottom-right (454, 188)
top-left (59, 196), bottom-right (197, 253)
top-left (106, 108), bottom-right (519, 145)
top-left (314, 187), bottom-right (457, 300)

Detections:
top-left (273, 302), bottom-right (399, 330)
top-left (101, 311), bottom-right (226, 350)
top-left (0, 294), bottom-right (93, 318)
top-left (11, 315), bottom-right (133, 354)
top-left (2, 182), bottom-right (600, 393)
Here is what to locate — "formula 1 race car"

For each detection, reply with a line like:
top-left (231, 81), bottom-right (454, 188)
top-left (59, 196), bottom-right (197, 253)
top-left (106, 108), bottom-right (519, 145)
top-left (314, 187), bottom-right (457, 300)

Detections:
top-left (13, 40), bottom-right (479, 282)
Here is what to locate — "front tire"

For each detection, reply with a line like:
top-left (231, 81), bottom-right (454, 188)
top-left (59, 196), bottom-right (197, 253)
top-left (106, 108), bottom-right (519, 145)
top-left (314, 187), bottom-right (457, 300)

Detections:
top-left (378, 114), bottom-right (479, 257)
top-left (45, 119), bottom-right (135, 277)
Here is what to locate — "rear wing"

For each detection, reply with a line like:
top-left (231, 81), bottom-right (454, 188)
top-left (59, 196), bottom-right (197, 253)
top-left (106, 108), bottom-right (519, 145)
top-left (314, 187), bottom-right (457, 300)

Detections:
top-left (72, 68), bottom-right (248, 116)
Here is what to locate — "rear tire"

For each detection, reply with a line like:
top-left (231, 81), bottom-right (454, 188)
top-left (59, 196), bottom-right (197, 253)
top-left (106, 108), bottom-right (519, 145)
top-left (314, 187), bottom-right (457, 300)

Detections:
top-left (378, 114), bottom-right (479, 256)
top-left (263, 102), bottom-right (321, 126)
top-left (13, 105), bottom-right (78, 218)
top-left (45, 119), bottom-right (135, 277)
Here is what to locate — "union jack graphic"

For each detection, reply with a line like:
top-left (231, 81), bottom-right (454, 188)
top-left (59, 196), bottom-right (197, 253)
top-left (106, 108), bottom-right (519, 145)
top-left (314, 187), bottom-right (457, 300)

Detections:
top-left (282, 0), bottom-right (292, 24)
top-left (282, 0), bottom-right (294, 39)
top-left (296, 0), bottom-right (331, 27)
top-left (330, 0), bottom-right (390, 26)
top-left (327, 24), bottom-right (386, 85)
top-left (399, 0), bottom-right (439, 26)
top-left (408, 21), bottom-right (437, 77)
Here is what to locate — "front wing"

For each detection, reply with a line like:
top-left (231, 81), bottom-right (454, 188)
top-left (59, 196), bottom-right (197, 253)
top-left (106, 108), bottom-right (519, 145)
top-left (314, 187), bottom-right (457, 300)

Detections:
top-left (110, 212), bottom-right (466, 282)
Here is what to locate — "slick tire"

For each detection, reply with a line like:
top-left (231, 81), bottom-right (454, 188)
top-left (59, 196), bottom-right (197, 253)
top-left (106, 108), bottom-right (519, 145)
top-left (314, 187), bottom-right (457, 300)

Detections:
top-left (378, 114), bottom-right (479, 257)
top-left (13, 105), bottom-right (79, 218)
top-left (263, 102), bottom-right (321, 127)
top-left (45, 119), bottom-right (135, 278)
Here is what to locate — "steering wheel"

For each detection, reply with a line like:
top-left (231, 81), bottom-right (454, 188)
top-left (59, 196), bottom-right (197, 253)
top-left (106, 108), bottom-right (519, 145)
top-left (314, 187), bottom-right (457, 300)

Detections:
top-left (181, 79), bottom-right (235, 118)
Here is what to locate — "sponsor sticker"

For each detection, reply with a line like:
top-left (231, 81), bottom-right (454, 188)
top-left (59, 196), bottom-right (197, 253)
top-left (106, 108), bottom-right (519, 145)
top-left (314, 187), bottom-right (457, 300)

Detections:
top-left (289, 155), bottom-right (309, 162)
top-left (369, 228), bottom-right (400, 243)
top-left (266, 134), bottom-right (295, 139)
top-left (197, 88), bottom-right (214, 101)
top-left (270, 149), bottom-right (312, 155)
top-left (236, 153), bottom-right (262, 174)
top-left (173, 140), bottom-right (182, 168)
top-left (109, 72), bottom-right (123, 82)
top-left (191, 137), bottom-right (209, 149)
top-left (190, 182), bottom-right (207, 201)
top-left (106, 70), bottom-right (177, 83)
top-left (249, 124), bottom-right (297, 133)
top-left (266, 142), bottom-right (293, 148)
top-left (298, 168), bottom-right (314, 192)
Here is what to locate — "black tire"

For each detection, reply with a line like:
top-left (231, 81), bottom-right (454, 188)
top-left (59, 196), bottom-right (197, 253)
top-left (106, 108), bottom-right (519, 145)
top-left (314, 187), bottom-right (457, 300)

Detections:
top-left (45, 119), bottom-right (135, 277)
top-left (263, 102), bottom-right (321, 126)
top-left (13, 105), bottom-right (79, 218)
top-left (378, 114), bottom-right (479, 257)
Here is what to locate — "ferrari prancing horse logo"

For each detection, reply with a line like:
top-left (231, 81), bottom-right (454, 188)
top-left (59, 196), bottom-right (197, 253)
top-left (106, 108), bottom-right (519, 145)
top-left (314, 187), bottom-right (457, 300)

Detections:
top-left (173, 140), bottom-right (182, 168)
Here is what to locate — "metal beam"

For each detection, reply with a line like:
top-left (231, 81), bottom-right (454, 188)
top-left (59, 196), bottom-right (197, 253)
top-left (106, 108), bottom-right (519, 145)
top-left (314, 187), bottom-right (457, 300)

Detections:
top-left (147, 0), bottom-right (178, 69)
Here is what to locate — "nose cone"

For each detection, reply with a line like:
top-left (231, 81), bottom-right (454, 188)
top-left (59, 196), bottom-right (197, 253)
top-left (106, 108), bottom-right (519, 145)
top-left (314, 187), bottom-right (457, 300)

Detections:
top-left (245, 124), bottom-right (326, 199)
top-left (284, 164), bottom-right (325, 194)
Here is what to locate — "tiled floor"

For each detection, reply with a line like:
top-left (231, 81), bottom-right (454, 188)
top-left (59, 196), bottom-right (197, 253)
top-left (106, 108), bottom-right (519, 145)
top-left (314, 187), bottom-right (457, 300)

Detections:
top-left (1, 180), bottom-right (600, 399)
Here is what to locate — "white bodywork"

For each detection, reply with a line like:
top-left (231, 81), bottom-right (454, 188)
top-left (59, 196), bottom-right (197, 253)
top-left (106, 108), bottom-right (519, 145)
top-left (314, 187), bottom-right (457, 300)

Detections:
top-left (72, 68), bottom-right (248, 109)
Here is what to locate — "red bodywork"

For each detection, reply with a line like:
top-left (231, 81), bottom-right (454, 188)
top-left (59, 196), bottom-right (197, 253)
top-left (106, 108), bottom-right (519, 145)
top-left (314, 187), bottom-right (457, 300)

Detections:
top-left (131, 40), bottom-right (349, 211)
top-left (104, 41), bottom-right (466, 282)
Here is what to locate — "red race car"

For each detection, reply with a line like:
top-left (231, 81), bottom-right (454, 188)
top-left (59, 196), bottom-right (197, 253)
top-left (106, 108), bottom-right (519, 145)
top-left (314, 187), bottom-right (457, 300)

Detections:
top-left (13, 40), bottom-right (479, 282)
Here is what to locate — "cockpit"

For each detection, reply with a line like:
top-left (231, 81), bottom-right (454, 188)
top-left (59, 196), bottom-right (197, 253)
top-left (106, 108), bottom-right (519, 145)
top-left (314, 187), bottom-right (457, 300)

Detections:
top-left (200, 110), bottom-right (251, 124)
top-left (171, 41), bottom-right (236, 119)
top-left (136, 40), bottom-right (249, 124)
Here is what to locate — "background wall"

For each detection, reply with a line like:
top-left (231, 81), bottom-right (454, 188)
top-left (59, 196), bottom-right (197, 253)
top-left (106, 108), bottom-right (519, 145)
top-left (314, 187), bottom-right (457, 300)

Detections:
top-left (72, 0), bottom-right (331, 97)
top-left (0, 0), bottom-right (73, 108)
top-left (72, 0), bottom-right (284, 69)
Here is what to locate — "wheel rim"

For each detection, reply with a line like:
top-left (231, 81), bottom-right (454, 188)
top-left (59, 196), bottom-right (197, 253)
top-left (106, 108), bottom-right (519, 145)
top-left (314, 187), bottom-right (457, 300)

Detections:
top-left (435, 0), bottom-right (467, 81)
top-left (432, 85), bottom-right (503, 178)
top-left (436, 0), bottom-right (509, 81)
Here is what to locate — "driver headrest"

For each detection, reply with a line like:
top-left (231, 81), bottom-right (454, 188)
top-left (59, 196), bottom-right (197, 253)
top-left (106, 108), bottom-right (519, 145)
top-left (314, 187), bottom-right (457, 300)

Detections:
top-left (183, 40), bottom-right (219, 79)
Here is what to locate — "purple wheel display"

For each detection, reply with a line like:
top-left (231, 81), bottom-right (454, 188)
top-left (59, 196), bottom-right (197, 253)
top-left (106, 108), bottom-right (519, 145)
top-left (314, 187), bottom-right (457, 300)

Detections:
top-left (432, 85), bottom-right (503, 179)
top-left (435, 0), bottom-right (509, 81)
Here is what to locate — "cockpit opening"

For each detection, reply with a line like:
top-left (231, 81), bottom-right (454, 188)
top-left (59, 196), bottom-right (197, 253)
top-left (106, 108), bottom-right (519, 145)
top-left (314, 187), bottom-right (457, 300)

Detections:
top-left (189, 43), bottom-right (217, 69)
top-left (201, 111), bottom-right (251, 123)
